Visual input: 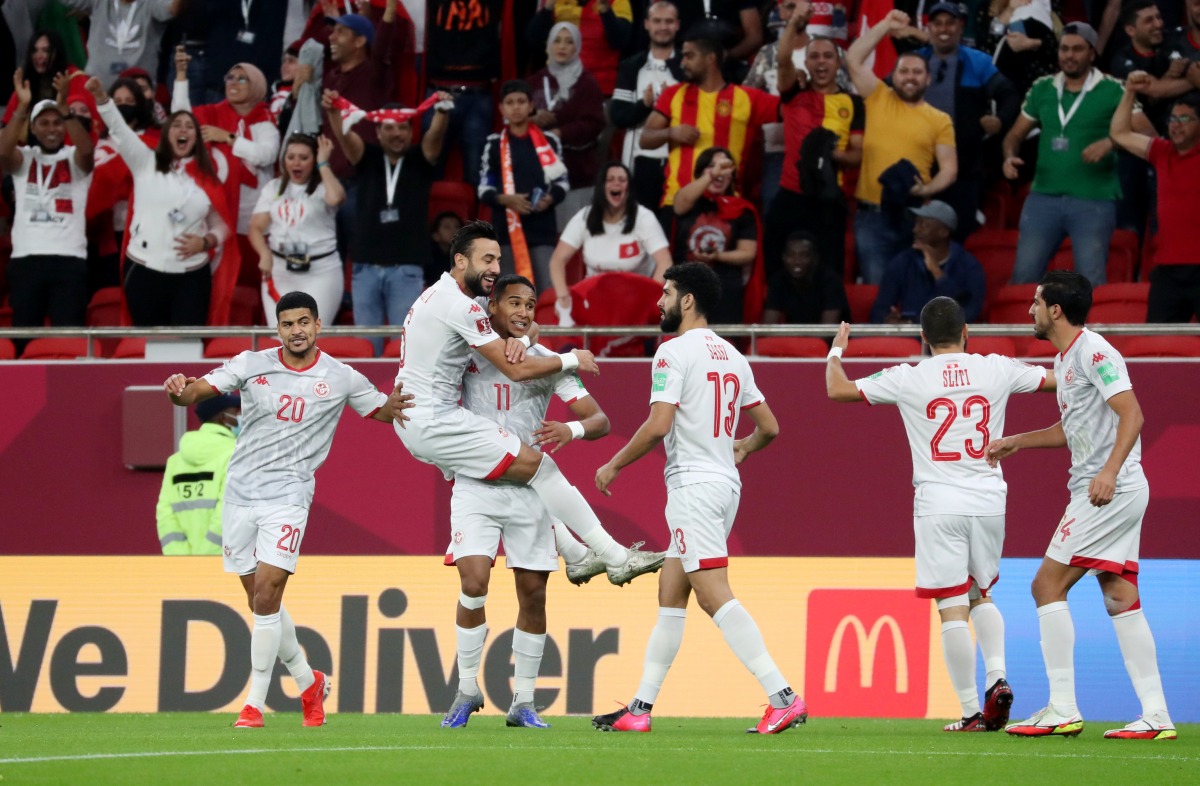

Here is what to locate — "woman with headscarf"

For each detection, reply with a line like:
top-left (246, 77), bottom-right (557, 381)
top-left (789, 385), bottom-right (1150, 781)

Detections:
top-left (171, 44), bottom-right (281, 290)
top-left (85, 76), bottom-right (239, 327)
top-left (529, 21), bottom-right (606, 220)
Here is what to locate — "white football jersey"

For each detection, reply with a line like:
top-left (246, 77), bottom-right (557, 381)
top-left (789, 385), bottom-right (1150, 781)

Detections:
top-left (204, 347), bottom-right (387, 508)
top-left (856, 353), bottom-right (1047, 516)
top-left (457, 344), bottom-right (590, 487)
top-left (1054, 329), bottom-right (1147, 495)
top-left (395, 272), bottom-right (501, 420)
top-left (649, 328), bottom-right (765, 491)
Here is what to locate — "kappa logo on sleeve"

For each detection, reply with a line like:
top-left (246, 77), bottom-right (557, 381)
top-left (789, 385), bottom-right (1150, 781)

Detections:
top-left (476, 318), bottom-right (493, 335)
top-left (656, 359), bottom-right (669, 369)
top-left (469, 303), bottom-right (482, 314)
top-left (1092, 352), bottom-right (1107, 365)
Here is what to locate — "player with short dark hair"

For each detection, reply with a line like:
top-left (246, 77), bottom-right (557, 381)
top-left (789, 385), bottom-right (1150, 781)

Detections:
top-left (163, 290), bottom-right (413, 729)
top-left (988, 271), bottom-right (1175, 740)
top-left (827, 296), bottom-right (1054, 732)
top-left (591, 262), bottom-right (807, 735)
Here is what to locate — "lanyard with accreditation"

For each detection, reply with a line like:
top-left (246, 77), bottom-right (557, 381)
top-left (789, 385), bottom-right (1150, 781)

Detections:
top-left (1052, 70), bottom-right (1097, 153)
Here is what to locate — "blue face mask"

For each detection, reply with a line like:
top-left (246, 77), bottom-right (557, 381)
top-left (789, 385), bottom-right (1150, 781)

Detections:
top-left (230, 414), bottom-right (242, 438)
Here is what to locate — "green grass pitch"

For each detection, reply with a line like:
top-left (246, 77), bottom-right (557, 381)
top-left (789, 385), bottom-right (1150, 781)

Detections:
top-left (2, 715), bottom-right (1196, 785)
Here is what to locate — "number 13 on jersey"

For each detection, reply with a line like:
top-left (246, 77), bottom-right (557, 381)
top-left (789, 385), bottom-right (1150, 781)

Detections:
top-left (707, 372), bottom-right (741, 438)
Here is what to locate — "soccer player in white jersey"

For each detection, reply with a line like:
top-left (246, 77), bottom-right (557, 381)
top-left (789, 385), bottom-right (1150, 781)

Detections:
top-left (987, 271), bottom-right (1176, 740)
top-left (442, 274), bottom-right (666, 730)
top-left (591, 263), bottom-right (808, 735)
top-left (826, 296), bottom-right (1054, 733)
top-left (389, 220), bottom-right (641, 673)
top-left (164, 291), bottom-right (413, 729)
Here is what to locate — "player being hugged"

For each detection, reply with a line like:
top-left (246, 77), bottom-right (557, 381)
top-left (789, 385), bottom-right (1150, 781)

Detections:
top-left (164, 291), bottom-right (414, 729)
top-left (591, 262), bottom-right (807, 735)
top-left (441, 274), bottom-right (665, 729)
top-left (826, 297), bottom-right (1054, 733)
top-left (987, 271), bottom-right (1176, 740)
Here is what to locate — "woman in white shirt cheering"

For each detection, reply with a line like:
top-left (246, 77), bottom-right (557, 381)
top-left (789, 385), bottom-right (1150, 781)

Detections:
top-left (87, 77), bottom-right (236, 327)
top-left (248, 134), bottom-right (345, 327)
top-left (548, 161), bottom-right (671, 324)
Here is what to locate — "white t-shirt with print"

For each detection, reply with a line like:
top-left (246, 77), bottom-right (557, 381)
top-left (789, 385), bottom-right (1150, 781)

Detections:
top-left (254, 179), bottom-right (338, 257)
top-left (11, 145), bottom-right (92, 259)
top-left (559, 204), bottom-right (669, 278)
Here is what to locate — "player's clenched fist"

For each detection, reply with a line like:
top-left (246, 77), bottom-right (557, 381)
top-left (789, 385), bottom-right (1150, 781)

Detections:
top-left (571, 349), bottom-right (600, 375)
top-left (984, 436), bottom-right (1019, 467)
top-left (163, 373), bottom-right (196, 397)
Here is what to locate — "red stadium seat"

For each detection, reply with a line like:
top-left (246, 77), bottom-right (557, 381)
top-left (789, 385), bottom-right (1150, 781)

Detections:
top-left (1090, 283), bottom-right (1149, 324)
top-left (966, 335), bottom-right (1018, 356)
top-left (1020, 337), bottom-right (1059, 358)
top-left (203, 337), bottom-right (255, 359)
top-left (229, 286), bottom-right (264, 327)
top-left (1048, 238), bottom-right (1136, 284)
top-left (382, 338), bottom-right (402, 358)
top-left (1113, 336), bottom-right (1200, 358)
top-left (317, 337), bottom-right (376, 358)
top-left (1141, 234), bottom-right (1158, 280)
top-left (980, 185), bottom-right (1010, 232)
top-left (0, 338), bottom-right (14, 360)
top-left (753, 337), bottom-right (828, 358)
top-left (111, 338), bottom-right (146, 359)
top-left (844, 337), bottom-right (923, 358)
top-left (86, 287), bottom-right (124, 326)
top-left (989, 284), bottom-right (1037, 324)
top-left (844, 284), bottom-right (878, 324)
top-left (428, 181), bottom-right (477, 225)
top-left (20, 338), bottom-right (104, 359)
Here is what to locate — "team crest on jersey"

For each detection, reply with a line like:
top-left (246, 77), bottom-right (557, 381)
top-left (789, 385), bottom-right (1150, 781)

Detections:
top-left (223, 545), bottom-right (232, 557)
top-left (1064, 366), bottom-right (1075, 384)
top-left (453, 530), bottom-right (463, 544)
top-left (476, 318), bottom-right (493, 334)
top-left (313, 381), bottom-right (330, 398)
top-left (715, 99), bottom-right (732, 117)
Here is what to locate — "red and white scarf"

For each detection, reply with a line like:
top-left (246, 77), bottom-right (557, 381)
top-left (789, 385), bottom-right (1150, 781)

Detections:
top-left (500, 125), bottom-right (566, 284)
top-left (331, 94), bottom-right (440, 135)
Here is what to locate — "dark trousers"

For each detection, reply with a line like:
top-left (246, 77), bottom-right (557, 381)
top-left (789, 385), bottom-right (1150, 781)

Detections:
top-left (632, 155), bottom-right (667, 214)
top-left (765, 188), bottom-right (847, 280)
top-left (124, 262), bottom-right (211, 326)
top-left (9, 255), bottom-right (89, 329)
top-left (1147, 264), bottom-right (1200, 323)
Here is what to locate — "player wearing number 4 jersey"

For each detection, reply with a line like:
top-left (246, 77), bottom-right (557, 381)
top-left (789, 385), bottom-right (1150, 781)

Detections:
top-left (592, 263), bottom-right (807, 735)
top-left (827, 297), bottom-right (1054, 733)
top-left (164, 291), bottom-right (415, 730)
top-left (987, 271), bottom-right (1176, 741)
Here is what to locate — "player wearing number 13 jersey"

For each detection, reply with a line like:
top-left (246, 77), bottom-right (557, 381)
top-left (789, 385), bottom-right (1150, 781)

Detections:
top-left (826, 297), bottom-right (1053, 734)
top-left (593, 263), bottom-right (807, 736)
top-left (164, 291), bottom-right (409, 731)
top-left (987, 271), bottom-right (1174, 741)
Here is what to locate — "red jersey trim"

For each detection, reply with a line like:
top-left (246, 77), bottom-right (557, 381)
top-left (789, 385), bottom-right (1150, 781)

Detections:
top-left (858, 388), bottom-right (871, 405)
top-left (915, 577), bottom-right (973, 599)
top-left (484, 451), bottom-right (517, 481)
top-left (970, 574), bottom-right (1000, 598)
top-left (741, 400), bottom-right (763, 410)
top-left (1058, 330), bottom-right (1084, 361)
top-left (363, 406), bottom-right (381, 420)
top-left (1037, 370), bottom-right (1050, 391)
top-left (697, 557), bottom-right (729, 570)
top-left (278, 347), bottom-right (322, 372)
top-left (1067, 556), bottom-right (1139, 579)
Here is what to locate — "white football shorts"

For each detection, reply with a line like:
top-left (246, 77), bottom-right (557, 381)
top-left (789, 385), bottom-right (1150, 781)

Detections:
top-left (396, 407), bottom-right (521, 481)
top-left (1045, 485), bottom-right (1148, 579)
top-left (445, 480), bottom-right (559, 572)
top-left (913, 514), bottom-right (1005, 598)
top-left (222, 502), bottom-right (309, 575)
top-left (664, 481), bottom-right (739, 573)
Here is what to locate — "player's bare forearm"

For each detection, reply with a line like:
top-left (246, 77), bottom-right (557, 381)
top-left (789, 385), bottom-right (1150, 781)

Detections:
top-left (1015, 422), bottom-right (1068, 451)
top-left (476, 341), bottom-right (597, 381)
top-left (826, 358), bottom-right (861, 402)
top-left (163, 374), bottom-right (217, 406)
top-left (734, 403), bottom-right (780, 462)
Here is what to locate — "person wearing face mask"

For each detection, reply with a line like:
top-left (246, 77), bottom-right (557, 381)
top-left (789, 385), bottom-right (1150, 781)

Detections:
top-left (155, 392), bottom-right (242, 556)
top-left (0, 68), bottom-right (95, 346)
top-left (86, 76), bottom-right (239, 326)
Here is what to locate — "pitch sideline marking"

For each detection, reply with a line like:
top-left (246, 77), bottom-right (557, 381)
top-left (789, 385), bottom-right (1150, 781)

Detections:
top-left (2, 744), bottom-right (1197, 765)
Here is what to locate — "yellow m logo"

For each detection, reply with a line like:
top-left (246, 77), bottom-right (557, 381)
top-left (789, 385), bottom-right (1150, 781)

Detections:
top-left (823, 614), bottom-right (908, 693)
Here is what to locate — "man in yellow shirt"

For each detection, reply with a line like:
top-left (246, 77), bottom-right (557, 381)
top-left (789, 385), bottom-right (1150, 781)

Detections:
top-left (155, 393), bottom-right (240, 555)
top-left (846, 9), bottom-right (957, 285)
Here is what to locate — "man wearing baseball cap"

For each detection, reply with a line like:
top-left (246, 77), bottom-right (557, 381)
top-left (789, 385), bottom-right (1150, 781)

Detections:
top-left (917, 1), bottom-right (1020, 240)
top-left (156, 394), bottom-right (242, 555)
top-left (0, 68), bottom-right (96, 349)
top-left (870, 200), bottom-right (986, 324)
top-left (1002, 22), bottom-right (1130, 288)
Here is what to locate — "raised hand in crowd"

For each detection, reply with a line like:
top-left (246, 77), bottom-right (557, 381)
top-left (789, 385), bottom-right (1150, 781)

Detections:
top-left (321, 88), bottom-right (339, 112)
top-left (52, 70), bottom-right (72, 112)
top-left (84, 76), bottom-right (107, 103)
top-left (1125, 70), bottom-right (1153, 93)
top-left (174, 45), bottom-right (190, 82)
top-left (12, 68), bottom-right (32, 109)
top-left (317, 134), bottom-right (334, 164)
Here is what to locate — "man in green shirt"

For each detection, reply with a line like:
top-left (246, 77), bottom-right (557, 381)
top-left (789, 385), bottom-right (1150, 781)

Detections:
top-left (1001, 23), bottom-right (1131, 287)
top-left (155, 393), bottom-right (240, 555)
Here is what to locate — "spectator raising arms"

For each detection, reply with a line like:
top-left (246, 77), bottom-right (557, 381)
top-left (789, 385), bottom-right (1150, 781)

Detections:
top-left (249, 134), bottom-right (346, 328)
top-left (671, 146), bottom-right (759, 324)
top-left (3, 30), bottom-right (76, 125)
top-left (88, 77), bottom-right (238, 327)
top-left (172, 45), bottom-right (281, 244)
top-left (549, 161), bottom-right (673, 323)
top-left (0, 69), bottom-right (95, 339)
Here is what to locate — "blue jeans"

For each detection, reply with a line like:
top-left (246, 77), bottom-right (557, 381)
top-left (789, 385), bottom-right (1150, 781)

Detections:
top-left (1011, 193), bottom-right (1115, 287)
top-left (422, 88), bottom-right (493, 187)
top-left (855, 207), bottom-right (913, 285)
top-left (352, 263), bottom-right (425, 353)
top-left (184, 46), bottom-right (225, 108)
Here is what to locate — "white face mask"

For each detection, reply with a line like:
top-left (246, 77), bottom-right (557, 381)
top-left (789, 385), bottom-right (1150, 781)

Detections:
top-left (230, 414), bottom-right (242, 438)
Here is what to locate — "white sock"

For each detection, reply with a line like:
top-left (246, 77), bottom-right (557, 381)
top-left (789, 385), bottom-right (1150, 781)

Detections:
top-left (277, 606), bottom-right (315, 692)
top-left (969, 602), bottom-right (1006, 689)
top-left (247, 612), bottom-right (281, 711)
top-left (529, 457), bottom-right (628, 567)
top-left (1037, 601), bottom-right (1078, 715)
top-left (633, 607), bottom-right (687, 708)
top-left (552, 523), bottom-right (590, 565)
top-left (942, 620), bottom-right (980, 717)
top-left (511, 629), bottom-right (547, 707)
top-left (713, 600), bottom-right (789, 703)
top-left (1111, 608), bottom-right (1170, 720)
top-left (456, 623), bottom-right (488, 697)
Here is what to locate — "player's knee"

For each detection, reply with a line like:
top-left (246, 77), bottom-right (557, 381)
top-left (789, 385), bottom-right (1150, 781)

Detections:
top-left (459, 574), bottom-right (490, 598)
top-left (1029, 573), bottom-right (1060, 604)
top-left (1101, 584), bottom-right (1139, 616)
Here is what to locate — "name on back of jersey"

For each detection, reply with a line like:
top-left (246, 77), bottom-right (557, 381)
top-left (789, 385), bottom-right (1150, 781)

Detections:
top-left (942, 364), bottom-right (971, 388)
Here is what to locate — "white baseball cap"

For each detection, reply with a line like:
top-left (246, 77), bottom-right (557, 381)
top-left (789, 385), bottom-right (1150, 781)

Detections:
top-left (29, 99), bottom-right (63, 123)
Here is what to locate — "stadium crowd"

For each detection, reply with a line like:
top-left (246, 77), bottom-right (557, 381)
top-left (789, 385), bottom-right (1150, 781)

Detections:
top-left (1, 0), bottom-right (1198, 360)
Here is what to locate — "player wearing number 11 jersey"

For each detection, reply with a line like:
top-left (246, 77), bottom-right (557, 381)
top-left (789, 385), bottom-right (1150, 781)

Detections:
top-left (593, 263), bottom-right (807, 736)
top-left (826, 297), bottom-right (1053, 733)
top-left (164, 291), bottom-right (412, 730)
